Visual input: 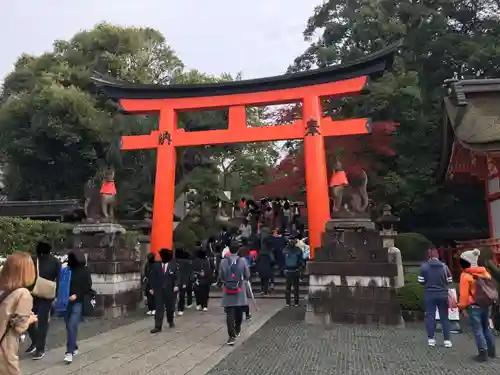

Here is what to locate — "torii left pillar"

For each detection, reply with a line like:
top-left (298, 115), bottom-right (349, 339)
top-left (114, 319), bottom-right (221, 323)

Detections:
top-left (152, 107), bottom-right (177, 254)
top-left (117, 107), bottom-right (178, 255)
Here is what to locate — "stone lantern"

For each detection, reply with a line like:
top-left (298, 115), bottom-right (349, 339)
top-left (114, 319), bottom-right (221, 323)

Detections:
top-left (376, 204), bottom-right (400, 248)
top-left (377, 204), bottom-right (404, 289)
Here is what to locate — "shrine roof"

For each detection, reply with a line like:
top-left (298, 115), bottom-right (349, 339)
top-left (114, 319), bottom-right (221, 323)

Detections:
top-left (91, 41), bottom-right (402, 100)
top-left (0, 199), bottom-right (81, 219)
top-left (438, 78), bottom-right (500, 182)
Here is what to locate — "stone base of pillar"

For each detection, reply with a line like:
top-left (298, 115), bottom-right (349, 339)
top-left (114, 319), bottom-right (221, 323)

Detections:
top-left (73, 223), bottom-right (142, 318)
top-left (305, 219), bottom-right (403, 327)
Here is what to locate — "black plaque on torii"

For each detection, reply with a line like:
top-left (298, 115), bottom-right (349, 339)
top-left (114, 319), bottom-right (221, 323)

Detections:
top-left (305, 119), bottom-right (321, 136)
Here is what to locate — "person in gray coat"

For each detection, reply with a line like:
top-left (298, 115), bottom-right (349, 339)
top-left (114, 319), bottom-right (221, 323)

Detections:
top-left (218, 242), bottom-right (251, 345)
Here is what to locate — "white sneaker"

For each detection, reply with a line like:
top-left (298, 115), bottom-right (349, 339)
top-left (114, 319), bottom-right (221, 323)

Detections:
top-left (196, 305), bottom-right (201, 311)
top-left (151, 310), bottom-right (156, 315)
top-left (428, 338), bottom-right (436, 347)
top-left (73, 350), bottom-right (78, 356)
top-left (186, 304), bottom-right (192, 309)
top-left (203, 307), bottom-right (208, 312)
top-left (177, 311), bottom-right (184, 316)
top-left (64, 353), bottom-right (73, 363)
top-left (444, 340), bottom-right (452, 348)
top-left (146, 311), bottom-right (153, 316)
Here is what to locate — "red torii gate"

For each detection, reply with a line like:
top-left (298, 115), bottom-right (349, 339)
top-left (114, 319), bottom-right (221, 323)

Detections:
top-left (93, 41), bottom-right (400, 257)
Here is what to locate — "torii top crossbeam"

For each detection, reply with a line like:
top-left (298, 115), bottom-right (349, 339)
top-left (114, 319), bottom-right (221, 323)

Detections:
top-left (93, 41), bottom-right (401, 257)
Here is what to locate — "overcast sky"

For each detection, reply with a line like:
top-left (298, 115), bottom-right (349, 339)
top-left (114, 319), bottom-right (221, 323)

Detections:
top-left (1, 0), bottom-right (322, 82)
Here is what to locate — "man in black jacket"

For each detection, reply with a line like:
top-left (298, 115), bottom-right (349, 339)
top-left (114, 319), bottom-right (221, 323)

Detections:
top-left (176, 248), bottom-right (193, 315)
top-left (150, 249), bottom-right (180, 332)
top-left (192, 248), bottom-right (213, 311)
top-left (27, 242), bottom-right (62, 360)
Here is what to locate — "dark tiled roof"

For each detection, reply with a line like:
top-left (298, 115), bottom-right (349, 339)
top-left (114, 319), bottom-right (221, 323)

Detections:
top-left (0, 199), bottom-right (81, 218)
top-left (92, 41), bottom-right (402, 101)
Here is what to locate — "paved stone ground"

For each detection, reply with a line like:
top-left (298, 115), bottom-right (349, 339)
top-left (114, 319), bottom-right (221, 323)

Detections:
top-left (207, 307), bottom-right (500, 375)
top-left (20, 300), bottom-right (283, 375)
top-left (19, 309), bottom-right (148, 358)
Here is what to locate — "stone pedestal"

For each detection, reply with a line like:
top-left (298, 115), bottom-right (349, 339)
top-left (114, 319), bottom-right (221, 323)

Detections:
top-left (73, 223), bottom-right (142, 318)
top-left (306, 218), bottom-right (403, 326)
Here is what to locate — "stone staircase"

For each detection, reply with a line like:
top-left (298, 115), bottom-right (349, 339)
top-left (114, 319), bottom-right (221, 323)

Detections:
top-left (210, 266), bottom-right (309, 299)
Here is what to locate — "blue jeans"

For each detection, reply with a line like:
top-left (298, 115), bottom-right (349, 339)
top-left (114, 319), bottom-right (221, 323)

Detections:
top-left (65, 302), bottom-right (82, 354)
top-left (468, 305), bottom-right (495, 353)
top-left (425, 295), bottom-right (450, 340)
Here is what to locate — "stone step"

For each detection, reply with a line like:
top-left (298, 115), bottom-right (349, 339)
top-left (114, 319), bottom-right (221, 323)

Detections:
top-left (208, 289), bottom-right (308, 299)
top-left (248, 277), bottom-right (309, 287)
top-left (209, 285), bottom-right (309, 297)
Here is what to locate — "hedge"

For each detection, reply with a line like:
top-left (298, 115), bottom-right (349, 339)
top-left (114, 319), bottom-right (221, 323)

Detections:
top-left (0, 217), bottom-right (73, 255)
top-left (398, 271), bottom-right (425, 311)
top-left (395, 232), bottom-right (434, 262)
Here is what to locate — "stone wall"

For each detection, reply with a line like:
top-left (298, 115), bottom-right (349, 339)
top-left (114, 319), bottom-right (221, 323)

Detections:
top-left (73, 223), bottom-right (142, 318)
top-left (306, 220), bottom-right (403, 326)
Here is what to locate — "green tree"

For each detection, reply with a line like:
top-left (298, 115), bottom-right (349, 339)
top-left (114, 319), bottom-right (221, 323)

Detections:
top-left (0, 23), bottom-right (184, 202)
top-left (292, 0), bottom-right (500, 234)
top-left (0, 23), bottom-right (278, 217)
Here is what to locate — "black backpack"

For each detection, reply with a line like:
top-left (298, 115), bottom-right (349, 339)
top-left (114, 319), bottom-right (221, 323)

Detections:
top-left (223, 258), bottom-right (243, 295)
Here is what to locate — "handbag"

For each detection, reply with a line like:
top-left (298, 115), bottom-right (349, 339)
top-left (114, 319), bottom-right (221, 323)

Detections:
top-left (31, 259), bottom-right (56, 299)
top-left (447, 288), bottom-right (458, 309)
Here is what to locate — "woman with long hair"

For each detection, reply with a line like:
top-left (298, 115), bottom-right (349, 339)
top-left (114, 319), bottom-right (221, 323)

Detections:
top-left (0, 252), bottom-right (38, 375)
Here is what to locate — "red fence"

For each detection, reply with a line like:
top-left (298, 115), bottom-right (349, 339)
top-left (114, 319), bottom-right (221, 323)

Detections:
top-left (432, 238), bottom-right (500, 277)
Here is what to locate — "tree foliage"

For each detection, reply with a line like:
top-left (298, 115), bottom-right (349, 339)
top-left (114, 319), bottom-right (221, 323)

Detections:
top-left (281, 0), bottom-right (500, 234)
top-left (0, 23), bottom-right (277, 215)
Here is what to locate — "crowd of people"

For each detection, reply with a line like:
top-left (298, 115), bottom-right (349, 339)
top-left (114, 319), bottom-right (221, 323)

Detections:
top-left (140, 196), bottom-right (312, 345)
top-left (142, 226), bottom-right (310, 344)
top-left (1, 212), bottom-right (500, 372)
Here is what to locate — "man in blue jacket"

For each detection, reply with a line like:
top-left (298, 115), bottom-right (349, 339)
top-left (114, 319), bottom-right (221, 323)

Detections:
top-left (418, 248), bottom-right (453, 348)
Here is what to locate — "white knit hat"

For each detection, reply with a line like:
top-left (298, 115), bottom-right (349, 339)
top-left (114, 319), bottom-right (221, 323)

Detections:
top-left (460, 248), bottom-right (480, 267)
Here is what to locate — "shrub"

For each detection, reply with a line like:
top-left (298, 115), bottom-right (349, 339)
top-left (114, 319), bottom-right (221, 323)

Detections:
top-left (0, 217), bottom-right (72, 255)
top-left (173, 224), bottom-right (198, 249)
top-left (395, 232), bottom-right (434, 262)
top-left (398, 273), bottom-right (425, 312)
top-left (187, 223), bottom-right (207, 242)
top-left (397, 269), bottom-right (425, 312)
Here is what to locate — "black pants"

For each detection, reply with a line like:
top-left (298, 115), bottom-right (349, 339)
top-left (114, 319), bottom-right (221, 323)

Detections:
top-left (285, 271), bottom-right (300, 305)
top-left (27, 298), bottom-right (52, 352)
top-left (154, 290), bottom-right (176, 328)
top-left (260, 276), bottom-right (270, 295)
top-left (146, 290), bottom-right (156, 311)
top-left (225, 306), bottom-right (243, 338)
top-left (195, 283), bottom-right (210, 308)
top-left (492, 303), bottom-right (500, 332)
top-left (178, 284), bottom-right (193, 311)
top-left (242, 305), bottom-right (251, 318)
